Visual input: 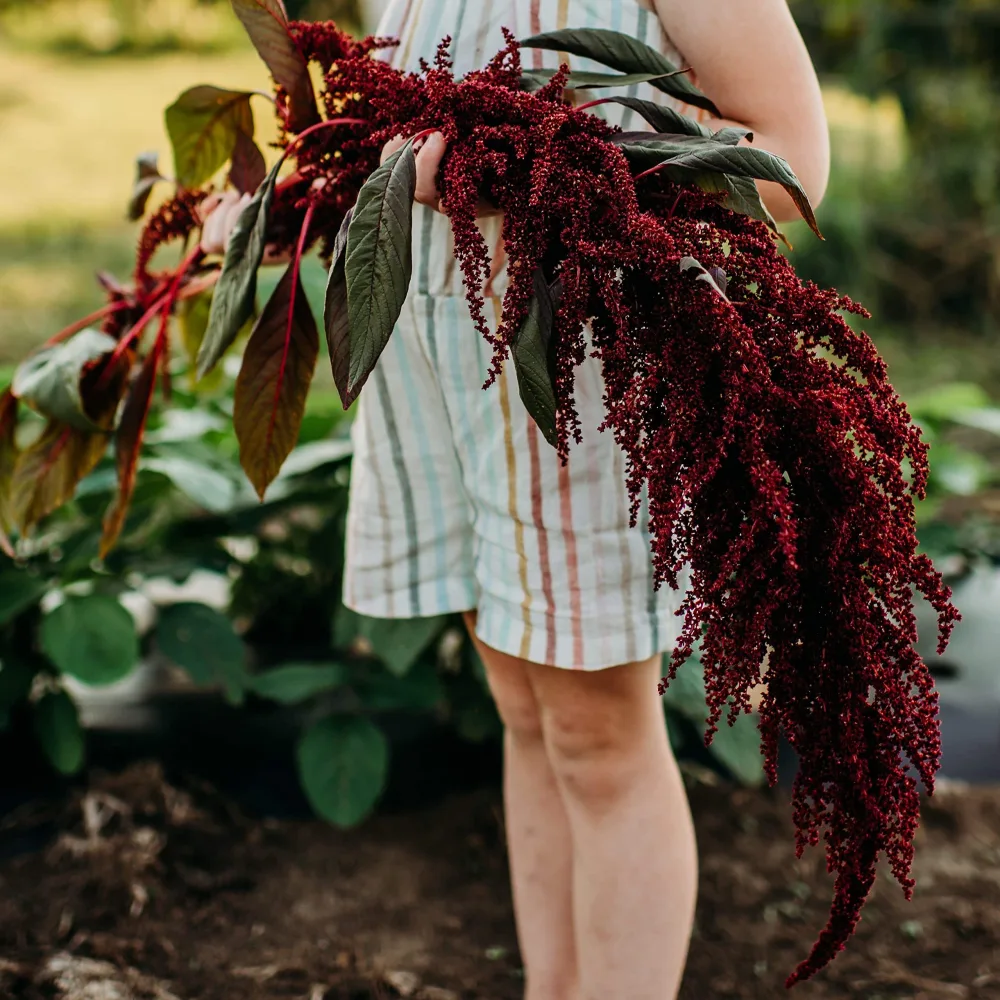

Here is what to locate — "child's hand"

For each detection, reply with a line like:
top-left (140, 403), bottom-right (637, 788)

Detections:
top-left (381, 131), bottom-right (501, 218)
top-left (197, 190), bottom-right (251, 256)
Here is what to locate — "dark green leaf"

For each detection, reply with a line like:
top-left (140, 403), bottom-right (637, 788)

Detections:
top-left (234, 264), bottom-right (319, 499)
top-left (660, 657), bottom-right (710, 723)
top-left (588, 97), bottom-right (711, 137)
top-left (346, 143), bottom-right (417, 392)
top-left (34, 690), bottom-right (85, 775)
top-left (357, 613), bottom-right (450, 678)
top-left (713, 126), bottom-right (753, 146)
top-left (688, 171), bottom-right (780, 235)
top-left (197, 155), bottom-right (285, 378)
top-left (230, 0), bottom-right (319, 133)
top-left (249, 663), bottom-right (346, 704)
top-left (229, 129), bottom-right (267, 195)
top-left (0, 390), bottom-right (19, 551)
top-left (520, 28), bottom-right (719, 115)
top-left (156, 602), bottom-right (247, 702)
top-left (13, 329), bottom-right (118, 432)
top-left (128, 151), bottom-right (166, 221)
top-left (620, 135), bottom-right (819, 236)
top-left (143, 456), bottom-right (238, 512)
top-left (296, 715), bottom-right (389, 827)
top-left (522, 68), bottom-right (696, 91)
top-left (0, 654), bottom-right (35, 724)
top-left (165, 85), bottom-right (254, 190)
top-left (41, 595), bottom-right (139, 686)
top-left (710, 714), bottom-right (765, 787)
top-left (355, 659), bottom-right (446, 712)
top-left (512, 268), bottom-right (559, 449)
top-left (323, 209), bottom-right (362, 409)
top-left (0, 568), bottom-right (46, 627)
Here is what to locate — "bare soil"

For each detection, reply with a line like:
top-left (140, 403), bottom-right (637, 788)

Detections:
top-left (0, 762), bottom-right (998, 1000)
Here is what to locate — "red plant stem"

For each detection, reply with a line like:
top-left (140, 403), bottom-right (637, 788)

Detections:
top-left (286, 117), bottom-right (369, 152)
top-left (41, 301), bottom-right (129, 349)
top-left (264, 198), bottom-right (316, 461)
top-left (101, 245), bottom-right (204, 383)
top-left (634, 159), bottom-right (678, 184)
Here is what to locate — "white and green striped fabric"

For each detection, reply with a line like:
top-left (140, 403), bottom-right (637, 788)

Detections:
top-left (343, 0), bottom-right (702, 669)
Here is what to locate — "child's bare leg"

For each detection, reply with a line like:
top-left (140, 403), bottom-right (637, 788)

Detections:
top-left (463, 613), bottom-right (579, 1000)
top-left (526, 653), bottom-right (698, 1000)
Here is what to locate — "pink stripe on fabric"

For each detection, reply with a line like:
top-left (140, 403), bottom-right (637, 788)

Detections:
top-left (557, 460), bottom-right (584, 666)
top-left (527, 421), bottom-right (557, 665)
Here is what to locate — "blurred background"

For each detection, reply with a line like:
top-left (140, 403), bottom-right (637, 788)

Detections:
top-left (0, 2), bottom-right (997, 998)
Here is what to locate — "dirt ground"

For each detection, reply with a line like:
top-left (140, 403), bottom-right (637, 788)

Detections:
top-left (0, 762), bottom-right (998, 1000)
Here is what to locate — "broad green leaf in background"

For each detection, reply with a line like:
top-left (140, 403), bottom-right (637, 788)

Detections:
top-left (908, 382), bottom-right (992, 425)
top-left (710, 714), bottom-right (765, 787)
top-left (12, 329), bottom-right (118, 432)
top-left (0, 567), bottom-right (46, 626)
top-left (357, 659), bottom-right (446, 711)
top-left (249, 663), bottom-right (346, 704)
top-left (156, 601), bottom-right (247, 702)
top-left (143, 455), bottom-right (238, 512)
top-left (165, 85), bottom-right (254, 190)
top-left (11, 422), bottom-right (110, 533)
top-left (229, 128), bottom-right (267, 195)
top-left (0, 391), bottom-right (20, 549)
top-left (198, 155), bottom-right (285, 379)
top-left (296, 715), bottom-right (389, 827)
top-left (128, 150), bottom-right (166, 221)
top-left (101, 343), bottom-right (161, 557)
top-left (323, 208), bottom-right (361, 409)
top-left (40, 594), bottom-right (139, 686)
top-left (230, 0), bottom-right (319, 133)
top-left (34, 690), bottom-right (85, 775)
top-left (273, 438), bottom-right (353, 479)
top-left (512, 270), bottom-right (560, 449)
top-left (346, 143), bottom-right (417, 392)
top-left (520, 28), bottom-right (720, 115)
top-left (355, 613), bottom-right (450, 677)
top-left (927, 442), bottom-right (992, 497)
top-left (234, 264), bottom-right (320, 499)
top-left (0, 654), bottom-right (36, 726)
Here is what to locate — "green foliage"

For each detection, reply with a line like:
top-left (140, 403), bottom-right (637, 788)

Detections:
top-left (34, 689), bottom-right (85, 775)
top-left (41, 594), bottom-right (139, 686)
top-left (512, 269), bottom-right (559, 448)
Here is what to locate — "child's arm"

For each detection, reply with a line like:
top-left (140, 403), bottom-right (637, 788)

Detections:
top-left (651, 0), bottom-right (830, 220)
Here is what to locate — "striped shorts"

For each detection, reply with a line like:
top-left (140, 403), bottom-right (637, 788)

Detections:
top-left (342, 288), bottom-right (687, 671)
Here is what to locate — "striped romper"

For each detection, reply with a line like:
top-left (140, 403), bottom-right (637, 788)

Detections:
top-left (343, 0), bottom-right (705, 670)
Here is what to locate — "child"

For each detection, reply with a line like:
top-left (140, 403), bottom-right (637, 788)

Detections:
top-left (203, 3), bottom-right (828, 995)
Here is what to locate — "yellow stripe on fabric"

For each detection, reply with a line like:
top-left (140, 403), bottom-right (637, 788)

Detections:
top-left (398, 0), bottom-right (427, 69)
top-left (492, 296), bottom-right (533, 660)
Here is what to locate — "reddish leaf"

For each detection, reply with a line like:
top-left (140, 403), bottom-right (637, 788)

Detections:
top-left (229, 129), bottom-right (267, 195)
top-left (230, 0), bottom-right (319, 132)
top-left (234, 263), bottom-right (319, 499)
top-left (0, 391), bottom-right (20, 556)
top-left (11, 423), bottom-right (110, 533)
top-left (100, 344), bottom-right (162, 557)
top-left (165, 86), bottom-right (255, 190)
top-left (128, 151), bottom-right (166, 221)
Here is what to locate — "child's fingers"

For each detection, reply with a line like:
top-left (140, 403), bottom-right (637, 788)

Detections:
top-left (414, 131), bottom-right (447, 211)
top-left (379, 134), bottom-right (407, 165)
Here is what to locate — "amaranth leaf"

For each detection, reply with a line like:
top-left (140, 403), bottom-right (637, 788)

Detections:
top-left (165, 85), bottom-right (254, 190)
top-left (234, 263), bottom-right (319, 499)
top-left (590, 96), bottom-right (711, 137)
top-left (522, 68), bottom-right (697, 91)
top-left (512, 268), bottom-right (560, 448)
top-left (520, 28), bottom-right (719, 115)
top-left (0, 391), bottom-right (19, 554)
top-left (680, 256), bottom-right (730, 301)
top-left (128, 151), bottom-right (166, 221)
top-left (230, 0), bottom-right (319, 132)
top-left (197, 154), bottom-right (285, 378)
top-left (101, 342), bottom-right (161, 556)
top-left (229, 128), bottom-right (267, 195)
top-left (345, 143), bottom-right (416, 392)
